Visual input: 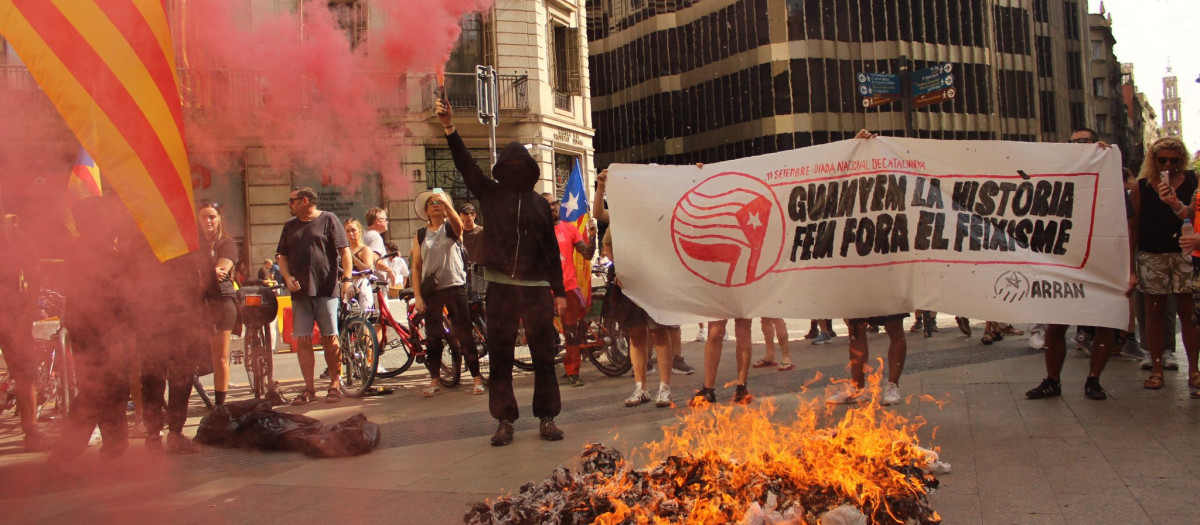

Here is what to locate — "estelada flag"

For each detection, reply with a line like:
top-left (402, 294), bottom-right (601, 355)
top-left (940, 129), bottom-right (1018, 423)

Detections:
top-left (0, 0), bottom-right (197, 261)
top-left (68, 147), bottom-right (101, 198)
top-left (559, 158), bottom-right (592, 306)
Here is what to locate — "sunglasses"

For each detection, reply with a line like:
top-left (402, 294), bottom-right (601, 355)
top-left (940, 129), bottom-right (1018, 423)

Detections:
top-left (1068, 138), bottom-right (1095, 144)
top-left (1156, 157), bottom-right (1183, 166)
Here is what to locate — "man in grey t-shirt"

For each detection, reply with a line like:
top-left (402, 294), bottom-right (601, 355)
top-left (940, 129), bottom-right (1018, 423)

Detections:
top-left (364, 207), bottom-right (396, 283)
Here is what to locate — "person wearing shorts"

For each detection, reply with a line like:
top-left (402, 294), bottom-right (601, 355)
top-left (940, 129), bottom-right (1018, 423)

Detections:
top-left (826, 313), bottom-right (908, 406)
top-left (602, 229), bottom-right (675, 408)
top-left (1130, 137), bottom-right (1200, 391)
top-left (277, 187), bottom-right (353, 405)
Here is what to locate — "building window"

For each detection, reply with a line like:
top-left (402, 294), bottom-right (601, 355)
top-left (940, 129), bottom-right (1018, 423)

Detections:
top-left (1040, 91), bottom-right (1057, 133)
top-left (1069, 101), bottom-right (1086, 131)
top-left (1090, 40), bottom-right (1104, 60)
top-left (1033, 0), bottom-right (1049, 23)
top-left (549, 21), bottom-right (582, 111)
top-left (1066, 52), bottom-right (1083, 89)
top-left (327, 0), bottom-right (369, 50)
top-left (1093, 77), bottom-right (1105, 97)
top-left (1063, 1), bottom-right (1080, 40)
top-left (1036, 36), bottom-right (1053, 78)
top-left (1096, 114), bottom-right (1107, 134)
top-left (553, 152), bottom-right (581, 196)
top-left (443, 13), bottom-right (488, 109)
top-left (425, 148), bottom-right (488, 206)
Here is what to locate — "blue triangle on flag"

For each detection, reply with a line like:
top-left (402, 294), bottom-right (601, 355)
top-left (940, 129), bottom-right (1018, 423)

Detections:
top-left (559, 158), bottom-right (589, 223)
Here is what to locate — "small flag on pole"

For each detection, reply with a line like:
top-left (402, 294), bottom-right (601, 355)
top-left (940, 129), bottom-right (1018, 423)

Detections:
top-left (68, 147), bottom-right (102, 198)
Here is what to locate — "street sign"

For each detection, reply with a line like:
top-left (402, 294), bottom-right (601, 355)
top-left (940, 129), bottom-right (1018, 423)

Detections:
top-left (911, 63), bottom-right (955, 109)
top-left (857, 72), bottom-right (901, 108)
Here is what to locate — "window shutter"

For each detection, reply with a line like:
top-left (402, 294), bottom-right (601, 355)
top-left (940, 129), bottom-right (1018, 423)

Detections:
top-left (566, 27), bottom-right (582, 95)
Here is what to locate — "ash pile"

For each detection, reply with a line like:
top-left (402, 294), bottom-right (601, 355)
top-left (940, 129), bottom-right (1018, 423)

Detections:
top-left (464, 442), bottom-right (942, 525)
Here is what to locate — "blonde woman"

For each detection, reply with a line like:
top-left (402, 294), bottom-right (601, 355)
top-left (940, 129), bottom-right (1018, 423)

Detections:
top-left (1133, 137), bottom-right (1200, 392)
top-left (343, 218), bottom-right (377, 310)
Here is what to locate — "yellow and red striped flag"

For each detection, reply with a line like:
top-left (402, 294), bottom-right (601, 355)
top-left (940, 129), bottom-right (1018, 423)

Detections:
top-left (559, 158), bottom-right (592, 307)
top-left (67, 147), bottom-right (102, 198)
top-left (0, 0), bottom-right (197, 260)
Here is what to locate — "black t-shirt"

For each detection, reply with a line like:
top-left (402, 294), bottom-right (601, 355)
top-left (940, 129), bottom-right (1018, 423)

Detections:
top-left (1137, 175), bottom-right (1197, 253)
top-left (276, 211), bottom-right (348, 297)
top-left (207, 237), bottom-right (239, 297)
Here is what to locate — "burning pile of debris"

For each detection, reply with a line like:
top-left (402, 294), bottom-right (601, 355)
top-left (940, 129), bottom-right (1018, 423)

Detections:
top-left (465, 373), bottom-right (946, 525)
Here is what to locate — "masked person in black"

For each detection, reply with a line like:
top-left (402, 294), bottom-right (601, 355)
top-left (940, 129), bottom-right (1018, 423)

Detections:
top-left (436, 97), bottom-right (567, 446)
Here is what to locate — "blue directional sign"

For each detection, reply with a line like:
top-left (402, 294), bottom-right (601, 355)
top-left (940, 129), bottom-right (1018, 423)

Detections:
top-left (856, 72), bottom-right (900, 95)
top-left (911, 63), bottom-right (956, 109)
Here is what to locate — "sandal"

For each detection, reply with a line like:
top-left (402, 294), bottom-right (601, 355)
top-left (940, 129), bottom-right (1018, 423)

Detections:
top-left (422, 386), bottom-right (441, 398)
top-left (325, 388), bottom-right (343, 404)
top-left (999, 323), bottom-right (1024, 336)
top-left (980, 333), bottom-right (994, 346)
top-left (291, 389), bottom-right (317, 405)
top-left (1189, 372), bottom-right (1200, 390)
top-left (472, 383), bottom-right (486, 395)
top-left (777, 362), bottom-right (795, 372)
top-left (752, 358), bottom-right (778, 369)
top-left (1144, 374), bottom-right (1165, 390)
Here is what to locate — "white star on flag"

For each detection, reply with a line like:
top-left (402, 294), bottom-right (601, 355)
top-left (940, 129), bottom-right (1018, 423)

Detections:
top-left (563, 190), bottom-right (582, 216)
top-left (747, 211), bottom-right (763, 229)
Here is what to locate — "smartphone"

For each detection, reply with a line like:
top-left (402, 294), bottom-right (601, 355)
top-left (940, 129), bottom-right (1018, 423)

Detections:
top-left (1161, 171), bottom-right (1171, 187)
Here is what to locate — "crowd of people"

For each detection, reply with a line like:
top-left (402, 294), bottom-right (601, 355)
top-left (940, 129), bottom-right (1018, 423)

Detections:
top-left (2, 114), bottom-right (1198, 457)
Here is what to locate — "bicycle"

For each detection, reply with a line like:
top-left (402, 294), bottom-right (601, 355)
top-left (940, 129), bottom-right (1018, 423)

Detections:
top-left (236, 283), bottom-right (286, 403)
top-left (2, 289), bottom-right (77, 421)
top-left (510, 261), bottom-right (632, 377)
top-left (338, 269), bottom-right (379, 397)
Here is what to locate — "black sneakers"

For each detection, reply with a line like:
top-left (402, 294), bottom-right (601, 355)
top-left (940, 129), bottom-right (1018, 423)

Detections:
top-left (733, 384), bottom-right (753, 404)
top-left (1084, 377), bottom-right (1107, 400)
top-left (539, 417), bottom-right (564, 441)
top-left (491, 420), bottom-right (514, 446)
top-left (692, 387), bottom-right (717, 405)
top-left (1025, 377), bottom-right (1062, 399)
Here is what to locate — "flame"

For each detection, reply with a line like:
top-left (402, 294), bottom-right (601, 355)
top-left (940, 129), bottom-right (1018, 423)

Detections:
top-left (615, 365), bottom-right (941, 524)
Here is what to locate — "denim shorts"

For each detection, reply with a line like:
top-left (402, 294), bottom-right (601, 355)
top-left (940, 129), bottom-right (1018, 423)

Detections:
top-left (292, 295), bottom-right (339, 338)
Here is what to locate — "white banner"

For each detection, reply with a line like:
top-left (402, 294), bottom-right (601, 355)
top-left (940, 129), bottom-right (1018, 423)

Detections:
top-left (606, 137), bottom-right (1131, 329)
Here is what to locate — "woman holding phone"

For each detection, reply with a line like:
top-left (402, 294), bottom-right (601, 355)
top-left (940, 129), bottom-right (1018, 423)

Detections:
top-left (1131, 137), bottom-right (1200, 391)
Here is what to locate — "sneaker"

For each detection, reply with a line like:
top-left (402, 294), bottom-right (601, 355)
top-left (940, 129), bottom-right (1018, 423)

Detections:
top-left (539, 417), bottom-right (564, 441)
top-left (491, 420), bottom-right (514, 446)
top-left (144, 433), bottom-right (162, 452)
top-left (672, 355), bottom-right (696, 375)
top-left (1139, 356), bottom-right (1153, 370)
top-left (1084, 377), bottom-right (1107, 400)
top-left (1073, 332), bottom-right (1092, 355)
top-left (1164, 353), bottom-right (1179, 371)
top-left (23, 430), bottom-right (51, 453)
top-left (804, 321), bottom-right (820, 339)
top-left (733, 384), bottom-right (753, 404)
top-left (1120, 338), bottom-right (1146, 360)
top-left (812, 331), bottom-right (833, 345)
top-left (955, 317), bottom-right (972, 337)
top-left (566, 374), bottom-right (585, 387)
top-left (166, 432), bottom-right (200, 454)
top-left (319, 367), bottom-right (329, 380)
top-left (692, 387), bottom-right (717, 405)
top-left (1025, 377), bottom-right (1062, 399)
top-left (825, 384), bottom-right (860, 404)
top-left (654, 385), bottom-right (673, 408)
top-left (695, 328), bottom-right (708, 342)
top-left (646, 358), bottom-right (656, 375)
top-left (882, 382), bottom-right (901, 405)
top-left (909, 319), bottom-right (924, 333)
top-left (624, 385), bottom-right (650, 407)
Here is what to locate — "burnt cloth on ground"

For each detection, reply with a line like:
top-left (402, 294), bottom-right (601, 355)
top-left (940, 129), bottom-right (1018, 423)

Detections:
top-left (195, 398), bottom-right (380, 458)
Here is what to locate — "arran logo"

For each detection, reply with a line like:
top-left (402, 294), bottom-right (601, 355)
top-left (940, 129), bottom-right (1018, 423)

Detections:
top-left (671, 173), bottom-right (786, 287)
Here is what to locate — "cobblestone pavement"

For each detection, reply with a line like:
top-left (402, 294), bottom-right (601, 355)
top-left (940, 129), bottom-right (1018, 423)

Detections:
top-left (2, 316), bottom-right (1198, 524)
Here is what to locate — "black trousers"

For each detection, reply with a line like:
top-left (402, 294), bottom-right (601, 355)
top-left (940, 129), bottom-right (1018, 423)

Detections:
top-left (52, 339), bottom-right (129, 458)
top-left (485, 282), bottom-right (560, 422)
top-left (140, 351), bottom-right (195, 435)
top-left (423, 284), bottom-right (480, 379)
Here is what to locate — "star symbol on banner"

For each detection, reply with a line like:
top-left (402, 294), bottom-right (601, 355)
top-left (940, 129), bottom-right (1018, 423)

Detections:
top-left (563, 191), bottom-right (582, 216)
top-left (746, 211), bottom-right (763, 229)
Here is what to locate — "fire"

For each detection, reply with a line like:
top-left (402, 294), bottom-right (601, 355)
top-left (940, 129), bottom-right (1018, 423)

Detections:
top-left (465, 366), bottom-right (944, 525)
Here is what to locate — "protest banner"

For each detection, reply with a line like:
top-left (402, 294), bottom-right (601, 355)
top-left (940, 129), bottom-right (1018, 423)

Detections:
top-left (605, 137), bottom-right (1130, 329)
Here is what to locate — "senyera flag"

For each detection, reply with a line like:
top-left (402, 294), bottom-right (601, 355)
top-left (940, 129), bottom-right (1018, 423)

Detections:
top-left (0, 0), bottom-right (197, 260)
top-left (559, 158), bottom-right (592, 306)
top-left (68, 147), bottom-right (102, 198)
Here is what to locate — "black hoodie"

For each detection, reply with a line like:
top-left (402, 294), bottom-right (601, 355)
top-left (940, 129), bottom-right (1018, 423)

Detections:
top-left (446, 132), bottom-right (565, 298)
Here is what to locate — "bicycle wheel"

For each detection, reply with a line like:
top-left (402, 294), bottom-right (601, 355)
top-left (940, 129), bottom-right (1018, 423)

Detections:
top-left (471, 316), bottom-right (490, 383)
top-left (512, 321), bottom-right (566, 371)
top-left (243, 327), bottom-right (264, 398)
top-left (339, 317), bottom-right (378, 397)
top-left (588, 319), bottom-right (632, 377)
top-left (437, 334), bottom-right (462, 388)
top-left (31, 340), bottom-right (58, 420)
top-left (194, 375), bottom-right (214, 410)
top-left (54, 329), bottom-right (76, 417)
top-left (376, 321), bottom-right (418, 378)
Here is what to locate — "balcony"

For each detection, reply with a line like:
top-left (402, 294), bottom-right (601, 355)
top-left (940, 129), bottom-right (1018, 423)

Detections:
top-left (419, 71), bottom-right (529, 117)
top-left (177, 68), bottom-right (407, 113)
top-left (0, 64), bottom-right (38, 91)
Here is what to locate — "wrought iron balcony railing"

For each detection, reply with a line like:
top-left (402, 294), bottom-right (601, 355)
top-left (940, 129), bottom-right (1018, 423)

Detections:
top-left (419, 71), bottom-right (529, 116)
